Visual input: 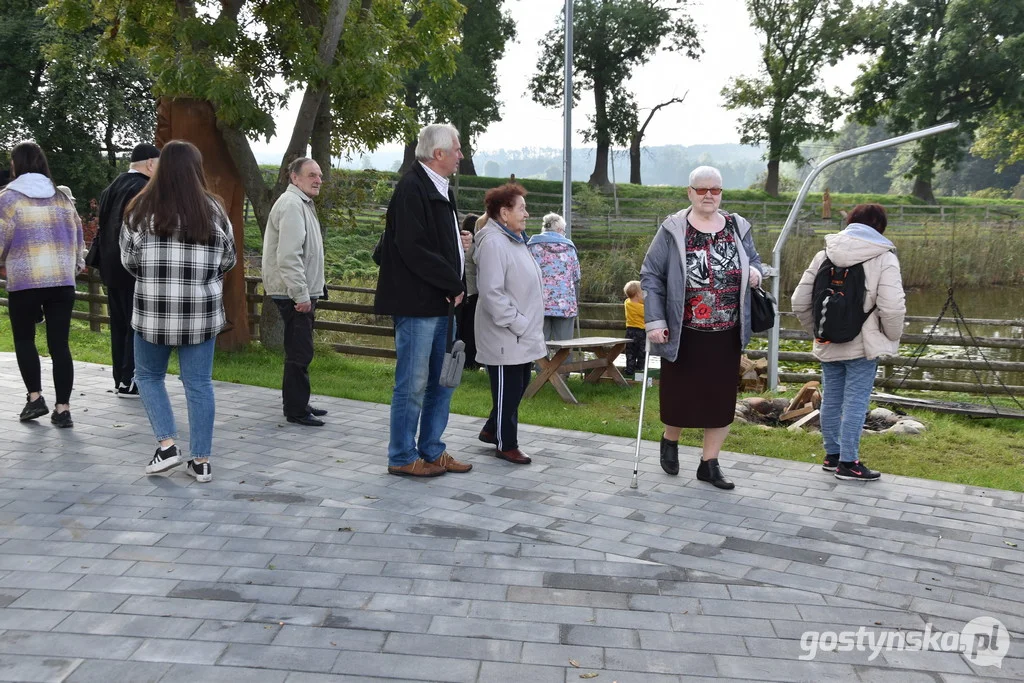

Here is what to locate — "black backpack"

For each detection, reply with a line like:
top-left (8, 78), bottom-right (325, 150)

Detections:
top-left (810, 257), bottom-right (876, 343)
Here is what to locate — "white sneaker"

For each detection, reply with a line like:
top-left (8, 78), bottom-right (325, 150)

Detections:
top-left (145, 445), bottom-right (181, 474)
top-left (186, 460), bottom-right (212, 483)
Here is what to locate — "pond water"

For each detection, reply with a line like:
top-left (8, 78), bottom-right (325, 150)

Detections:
top-left (585, 286), bottom-right (1024, 390)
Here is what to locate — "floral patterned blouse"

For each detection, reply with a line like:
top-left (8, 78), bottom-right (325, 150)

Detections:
top-left (527, 238), bottom-right (581, 318)
top-left (683, 217), bottom-right (742, 330)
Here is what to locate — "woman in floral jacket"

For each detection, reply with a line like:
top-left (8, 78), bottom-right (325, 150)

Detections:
top-left (526, 213), bottom-right (580, 342)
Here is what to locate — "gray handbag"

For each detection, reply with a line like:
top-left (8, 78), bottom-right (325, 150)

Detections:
top-left (439, 301), bottom-right (466, 388)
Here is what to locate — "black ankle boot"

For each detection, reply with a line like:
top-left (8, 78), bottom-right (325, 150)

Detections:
top-left (660, 437), bottom-right (679, 475)
top-left (696, 458), bottom-right (734, 490)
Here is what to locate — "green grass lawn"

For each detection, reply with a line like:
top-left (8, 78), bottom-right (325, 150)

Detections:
top-left (5, 317), bottom-right (1022, 493)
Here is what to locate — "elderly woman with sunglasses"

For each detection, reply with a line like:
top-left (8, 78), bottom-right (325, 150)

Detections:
top-left (640, 166), bottom-right (764, 490)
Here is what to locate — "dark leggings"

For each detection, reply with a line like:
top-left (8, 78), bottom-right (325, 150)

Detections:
top-left (7, 286), bottom-right (76, 404)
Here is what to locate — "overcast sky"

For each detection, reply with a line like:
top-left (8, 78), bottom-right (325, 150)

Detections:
top-left (249, 0), bottom-right (865, 160)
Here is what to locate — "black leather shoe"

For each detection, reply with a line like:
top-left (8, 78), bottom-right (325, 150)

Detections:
top-left (660, 437), bottom-right (679, 475)
top-left (287, 413), bottom-right (324, 427)
top-left (696, 458), bottom-right (735, 490)
top-left (306, 405), bottom-right (328, 417)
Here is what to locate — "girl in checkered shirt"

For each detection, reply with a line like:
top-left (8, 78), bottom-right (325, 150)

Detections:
top-left (120, 140), bottom-right (237, 483)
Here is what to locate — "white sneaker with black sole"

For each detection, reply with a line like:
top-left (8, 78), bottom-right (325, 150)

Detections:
top-left (186, 460), bottom-right (212, 483)
top-left (145, 445), bottom-right (181, 474)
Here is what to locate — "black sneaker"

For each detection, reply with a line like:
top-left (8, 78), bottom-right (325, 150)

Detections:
top-left (117, 380), bottom-right (140, 398)
top-left (19, 394), bottom-right (49, 422)
top-left (835, 460), bottom-right (881, 481)
top-left (822, 453), bottom-right (839, 472)
top-left (145, 445), bottom-right (182, 474)
top-left (50, 409), bottom-right (73, 428)
top-left (186, 460), bottom-right (212, 483)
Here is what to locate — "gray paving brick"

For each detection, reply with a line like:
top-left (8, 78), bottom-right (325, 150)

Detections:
top-left (157, 663), bottom-right (288, 682)
top-left (64, 659), bottom-right (171, 683)
top-left (0, 630), bottom-right (142, 660)
top-left (219, 643), bottom-right (339, 673)
top-left (5, 354), bottom-right (1024, 683)
top-left (0, 654), bottom-right (84, 682)
top-left (332, 652), bottom-right (479, 682)
top-left (54, 612), bottom-right (201, 639)
top-left (9, 589), bottom-right (128, 613)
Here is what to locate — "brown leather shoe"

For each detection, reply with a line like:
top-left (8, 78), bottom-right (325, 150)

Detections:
top-left (478, 429), bottom-right (497, 445)
top-left (495, 448), bottom-right (531, 465)
top-left (433, 451), bottom-right (472, 473)
top-left (387, 458), bottom-right (446, 477)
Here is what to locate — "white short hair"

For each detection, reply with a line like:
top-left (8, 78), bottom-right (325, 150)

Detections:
top-left (689, 165), bottom-right (723, 187)
top-left (542, 212), bottom-right (566, 233)
top-left (415, 124), bottom-right (460, 161)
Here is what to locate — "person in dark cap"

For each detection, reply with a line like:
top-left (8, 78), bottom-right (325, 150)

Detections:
top-left (89, 143), bottom-right (160, 396)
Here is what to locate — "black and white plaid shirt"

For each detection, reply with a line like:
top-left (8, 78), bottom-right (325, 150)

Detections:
top-left (120, 208), bottom-right (237, 346)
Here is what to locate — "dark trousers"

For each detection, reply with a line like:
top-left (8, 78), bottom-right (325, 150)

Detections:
top-left (274, 298), bottom-right (316, 418)
top-left (458, 294), bottom-right (479, 369)
top-left (7, 286), bottom-right (76, 404)
top-left (484, 363), bottom-right (532, 451)
top-left (105, 284), bottom-right (135, 387)
top-left (624, 327), bottom-right (646, 376)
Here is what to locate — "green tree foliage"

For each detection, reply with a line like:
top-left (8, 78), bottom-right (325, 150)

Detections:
top-left (721, 0), bottom-right (862, 197)
top-left (973, 107), bottom-right (1024, 172)
top-left (530, 0), bottom-right (700, 188)
top-left (409, 0), bottom-right (517, 176)
top-left (0, 0), bottom-right (154, 205)
top-left (44, 0), bottom-right (464, 231)
top-left (853, 0), bottom-right (1024, 203)
top-left (819, 119), bottom-right (894, 194)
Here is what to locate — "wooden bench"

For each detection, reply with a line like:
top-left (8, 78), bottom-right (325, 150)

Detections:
top-left (523, 337), bottom-right (632, 404)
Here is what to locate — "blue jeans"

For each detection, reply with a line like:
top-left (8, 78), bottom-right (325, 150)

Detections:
top-left (820, 357), bottom-right (878, 463)
top-left (134, 333), bottom-right (217, 460)
top-left (388, 315), bottom-right (455, 467)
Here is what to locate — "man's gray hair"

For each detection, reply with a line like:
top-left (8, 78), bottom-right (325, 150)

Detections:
top-left (542, 212), bottom-right (566, 233)
top-left (689, 165), bottom-right (723, 187)
top-left (415, 124), bottom-right (460, 162)
top-left (288, 157), bottom-right (315, 177)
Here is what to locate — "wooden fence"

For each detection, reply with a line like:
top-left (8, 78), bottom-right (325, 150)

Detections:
top-left (3, 274), bottom-right (1022, 396)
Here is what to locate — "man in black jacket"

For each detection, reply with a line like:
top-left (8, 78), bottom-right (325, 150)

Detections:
top-left (91, 143), bottom-right (159, 396)
top-left (375, 124), bottom-right (473, 478)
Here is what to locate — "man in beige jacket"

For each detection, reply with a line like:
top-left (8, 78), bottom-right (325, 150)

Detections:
top-left (263, 157), bottom-right (327, 426)
top-left (791, 204), bottom-right (906, 481)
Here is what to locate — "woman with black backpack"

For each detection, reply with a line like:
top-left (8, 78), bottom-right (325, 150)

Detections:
top-left (791, 204), bottom-right (906, 481)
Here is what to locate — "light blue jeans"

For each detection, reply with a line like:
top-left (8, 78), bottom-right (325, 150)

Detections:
top-left (134, 333), bottom-right (217, 459)
top-left (388, 315), bottom-right (455, 467)
top-left (820, 357), bottom-right (878, 463)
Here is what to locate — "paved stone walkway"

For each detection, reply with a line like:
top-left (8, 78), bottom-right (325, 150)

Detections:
top-left (1, 353), bottom-right (1022, 682)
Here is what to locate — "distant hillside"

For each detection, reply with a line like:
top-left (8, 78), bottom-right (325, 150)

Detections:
top-left (336, 143), bottom-right (768, 189)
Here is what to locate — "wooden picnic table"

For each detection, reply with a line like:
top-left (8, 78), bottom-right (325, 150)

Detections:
top-left (523, 336), bottom-right (632, 404)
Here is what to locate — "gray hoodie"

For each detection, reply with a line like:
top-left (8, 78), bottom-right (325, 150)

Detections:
top-left (472, 218), bottom-right (547, 366)
top-left (791, 222), bottom-right (906, 361)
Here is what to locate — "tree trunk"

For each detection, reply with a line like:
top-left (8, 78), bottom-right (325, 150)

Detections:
top-left (104, 110), bottom-right (117, 167)
top-left (459, 138), bottom-right (477, 176)
top-left (310, 92), bottom-right (332, 183)
top-left (629, 134), bottom-right (641, 185)
top-left (765, 158), bottom-right (781, 197)
top-left (588, 82), bottom-right (611, 187)
top-left (399, 140), bottom-right (418, 175)
top-left (911, 135), bottom-right (939, 203)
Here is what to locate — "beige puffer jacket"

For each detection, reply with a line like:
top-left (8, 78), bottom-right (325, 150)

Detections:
top-left (791, 223), bottom-right (906, 361)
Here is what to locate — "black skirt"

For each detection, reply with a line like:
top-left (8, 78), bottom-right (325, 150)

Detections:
top-left (660, 326), bottom-right (740, 429)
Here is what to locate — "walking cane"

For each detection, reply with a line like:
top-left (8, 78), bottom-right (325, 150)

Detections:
top-left (629, 338), bottom-right (653, 489)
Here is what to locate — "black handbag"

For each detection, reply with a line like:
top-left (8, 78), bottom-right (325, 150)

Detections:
top-left (750, 286), bottom-right (777, 333)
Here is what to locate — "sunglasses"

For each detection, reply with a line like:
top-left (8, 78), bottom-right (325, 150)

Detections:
top-left (691, 187), bottom-right (723, 196)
